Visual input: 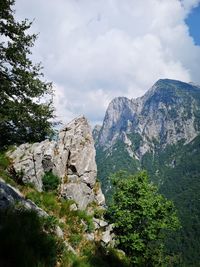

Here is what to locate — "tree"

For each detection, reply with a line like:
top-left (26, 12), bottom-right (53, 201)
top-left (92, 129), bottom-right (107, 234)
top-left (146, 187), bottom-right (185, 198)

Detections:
top-left (0, 0), bottom-right (55, 149)
top-left (107, 171), bottom-right (180, 266)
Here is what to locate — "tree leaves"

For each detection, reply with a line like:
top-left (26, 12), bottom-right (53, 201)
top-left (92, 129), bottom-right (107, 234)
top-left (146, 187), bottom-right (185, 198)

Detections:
top-left (0, 0), bottom-right (55, 149)
top-left (107, 171), bottom-right (180, 266)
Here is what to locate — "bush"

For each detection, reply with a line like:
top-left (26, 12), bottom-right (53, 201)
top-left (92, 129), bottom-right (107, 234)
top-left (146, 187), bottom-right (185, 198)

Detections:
top-left (42, 171), bottom-right (60, 192)
top-left (107, 171), bottom-right (180, 265)
top-left (0, 152), bottom-right (10, 169)
top-left (75, 210), bottom-right (94, 233)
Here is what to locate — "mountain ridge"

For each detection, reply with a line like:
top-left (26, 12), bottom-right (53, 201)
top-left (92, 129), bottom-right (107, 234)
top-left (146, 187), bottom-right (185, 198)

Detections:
top-left (96, 78), bottom-right (200, 158)
top-left (94, 78), bottom-right (200, 266)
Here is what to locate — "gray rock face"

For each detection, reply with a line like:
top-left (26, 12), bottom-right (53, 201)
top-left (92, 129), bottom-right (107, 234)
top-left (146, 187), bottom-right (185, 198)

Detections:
top-left (101, 224), bottom-right (115, 246)
top-left (0, 178), bottom-right (47, 217)
top-left (92, 125), bottom-right (102, 143)
top-left (97, 79), bottom-right (200, 158)
top-left (7, 116), bottom-right (105, 210)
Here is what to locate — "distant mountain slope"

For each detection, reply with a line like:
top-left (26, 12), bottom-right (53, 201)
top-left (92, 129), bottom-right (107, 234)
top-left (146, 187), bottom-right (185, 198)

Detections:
top-left (94, 79), bottom-right (200, 266)
top-left (97, 79), bottom-right (200, 155)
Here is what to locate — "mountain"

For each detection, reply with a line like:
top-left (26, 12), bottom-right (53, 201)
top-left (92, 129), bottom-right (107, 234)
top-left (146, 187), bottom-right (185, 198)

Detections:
top-left (98, 79), bottom-right (200, 154)
top-left (94, 79), bottom-right (200, 266)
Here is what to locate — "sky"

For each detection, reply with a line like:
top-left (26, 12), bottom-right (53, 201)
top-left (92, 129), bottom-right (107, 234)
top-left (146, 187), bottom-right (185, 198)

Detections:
top-left (14, 0), bottom-right (200, 126)
top-left (186, 3), bottom-right (200, 45)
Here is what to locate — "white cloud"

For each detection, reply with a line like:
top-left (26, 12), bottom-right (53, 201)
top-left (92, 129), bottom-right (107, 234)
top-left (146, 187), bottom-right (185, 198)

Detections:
top-left (15, 0), bottom-right (200, 125)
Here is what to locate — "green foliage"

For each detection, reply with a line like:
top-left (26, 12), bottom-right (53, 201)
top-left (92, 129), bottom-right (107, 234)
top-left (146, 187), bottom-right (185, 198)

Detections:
top-left (142, 135), bottom-right (200, 266)
top-left (0, 151), bottom-right (18, 186)
top-left (83, 245), bottom-right (130, 267)
top-left (96, 132), bottom-right (200, 265)
top-left (127, 133), bottom-right (142, 151)
top-left (107, 171), bottom-right (180, 266)
top-left (60, 250), bottom-right (78, 267)
top-left (96, 139), bottom-right (140, 201)
top-left (42, 171), bottom-right (60, 192)
top-left (26, 191), bottom-right (59, 214)
top-left (59, 198), bottom-right (76, 217)
top-left (0, 208), bottom-right (58, 267)
top-left (60, 245), bottom-right (130, 267)
top-left (69, 233), bottom-right (83, 248)
top-left (75, 210), bottom-right (94, 233)
top-left (0, 0), bottom-right (55, 149)
top-left (0, 152), bottom-right (10, 169)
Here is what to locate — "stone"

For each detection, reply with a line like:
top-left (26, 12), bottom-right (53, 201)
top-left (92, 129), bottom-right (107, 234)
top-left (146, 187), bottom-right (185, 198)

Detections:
top-left (101, 229), bottom-right (112, 244)
top-left (101, 224), bottom-right (115, 245)
top-left (55, 226), bottom-right (64, 239)
top-left (63, 241), bottom-right (76, 254)
top-left (69, 203), bottom-right (78, 211)
top-left (85, 233), bottom-right (95, 241)
top-left (93, 218), bottom-right (108, 229)
top-left (7, 116), bottom-right (105, 210)
top-left (0, 178), bottom-right (47, 217)
top-left (62, 182), bottom-right (94, 210)
top-left (95, 188), bottom-right (105, 206)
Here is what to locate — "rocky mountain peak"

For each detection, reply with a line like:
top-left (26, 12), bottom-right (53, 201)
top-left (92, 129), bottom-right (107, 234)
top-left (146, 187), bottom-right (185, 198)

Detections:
top-left (96, 79), bottom-right (200, 157)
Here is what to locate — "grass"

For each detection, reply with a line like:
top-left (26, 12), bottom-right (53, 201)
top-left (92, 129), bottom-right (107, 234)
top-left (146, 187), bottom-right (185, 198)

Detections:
top-left (0, 152), bottom-right (17, 187)
top-left (75, 210), bottom-right (94, 233)
top-left (26, 191), bottom-right (60, 215)
top-left (42, 171), bottom-right (60, 192)
top-left (0, 150), bottom-right (130, 267)
top-left (0, 152), bottom-right (10, 169)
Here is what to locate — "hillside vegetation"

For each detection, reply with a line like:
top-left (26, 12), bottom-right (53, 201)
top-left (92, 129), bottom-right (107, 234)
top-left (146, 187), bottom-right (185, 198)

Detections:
top-left (95, 79), bottom-right (200, 266)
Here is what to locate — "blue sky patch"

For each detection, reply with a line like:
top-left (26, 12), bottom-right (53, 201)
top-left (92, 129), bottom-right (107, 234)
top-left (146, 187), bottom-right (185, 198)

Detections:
top-left (186, 4), bottom-right (200, 45)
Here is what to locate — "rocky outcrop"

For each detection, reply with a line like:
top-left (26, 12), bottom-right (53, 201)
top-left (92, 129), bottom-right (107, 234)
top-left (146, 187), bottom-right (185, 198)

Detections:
top-left (7, 116), bottom-right (105, 210)
top-left (0, 178), bottom-right (47, 216)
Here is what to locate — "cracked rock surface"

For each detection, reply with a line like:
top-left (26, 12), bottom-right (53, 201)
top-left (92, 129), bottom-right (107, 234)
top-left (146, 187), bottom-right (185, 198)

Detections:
top-left (8, 116), bottom-right (105, 209)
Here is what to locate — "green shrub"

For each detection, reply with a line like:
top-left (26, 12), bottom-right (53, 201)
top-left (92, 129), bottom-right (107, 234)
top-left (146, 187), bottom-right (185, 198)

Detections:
top-left (0, 152), bottom-right (10, 169)
top-left (93, 208), bottom-right (105, 219)
top-left (60, 250), bottom-right (80, 267)
top-left (42, 192), bottom-right (59, 212)
top-left (42, 171), bottom-right (60, 192)
top-left (75, 210), bottom-right (94, 233)
top-left (59, 199), bottom-right (75, 217)
top-left (87, 245), bottom-right (130, 267)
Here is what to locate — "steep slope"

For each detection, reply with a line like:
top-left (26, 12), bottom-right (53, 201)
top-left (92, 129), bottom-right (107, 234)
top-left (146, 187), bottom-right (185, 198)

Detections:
top-left (1, 116), bottom-right (126, 267)
top-left (98, 79), bottom-right (200, 156)
top-left (94, 79), bottom-right (200, 266)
